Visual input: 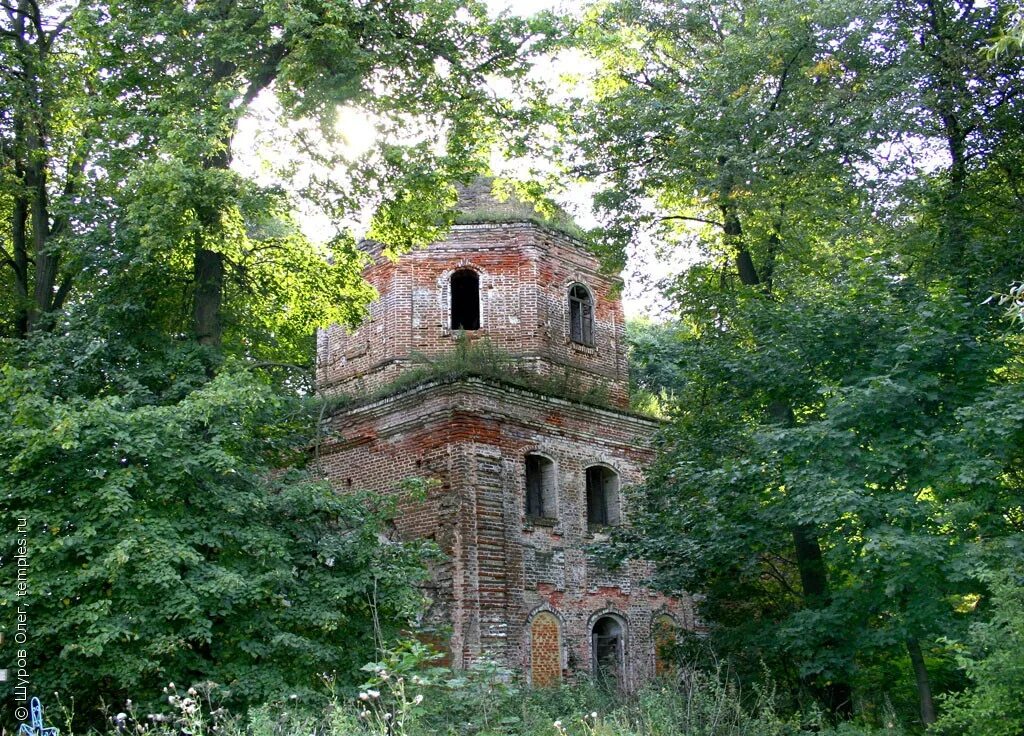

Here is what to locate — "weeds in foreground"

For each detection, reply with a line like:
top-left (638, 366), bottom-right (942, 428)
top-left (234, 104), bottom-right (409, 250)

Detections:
top-left (39, 643), bottom-right (906, 736)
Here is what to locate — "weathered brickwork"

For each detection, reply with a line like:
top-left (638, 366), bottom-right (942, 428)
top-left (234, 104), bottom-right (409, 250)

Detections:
top-left (530, 611), bottom-right (563, 687)
top-left (315, 223), bottom-right (631, 408)
top-left (316, 190), bottom-right (696, 688)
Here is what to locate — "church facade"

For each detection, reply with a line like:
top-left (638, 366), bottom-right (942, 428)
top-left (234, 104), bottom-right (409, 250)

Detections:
top-left (314, 184), bottom-right (694, 688)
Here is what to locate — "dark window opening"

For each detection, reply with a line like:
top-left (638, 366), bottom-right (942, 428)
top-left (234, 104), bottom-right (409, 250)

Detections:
top-left (526, 454), bottom-right (557, 520)
top-left (451, 269), bottom-right (480, 330)
top-left (592, 616), bottom-right (624, 686)
top-left (569, 284), bottom-right (594, 346)
top-left (586, 466), bottom-right (620, 527)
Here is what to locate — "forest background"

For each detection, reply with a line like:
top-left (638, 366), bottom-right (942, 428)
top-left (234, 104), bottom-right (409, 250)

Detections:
top-left (1, 0), bottom-right (1022, 735)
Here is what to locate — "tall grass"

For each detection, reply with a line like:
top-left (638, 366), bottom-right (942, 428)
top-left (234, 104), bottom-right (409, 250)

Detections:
top-left (60, 650), bottom-right (906, 736)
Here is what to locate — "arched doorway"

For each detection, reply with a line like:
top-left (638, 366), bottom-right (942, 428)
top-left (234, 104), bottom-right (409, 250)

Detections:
top-left (591, 615), bottom-right (625, 687)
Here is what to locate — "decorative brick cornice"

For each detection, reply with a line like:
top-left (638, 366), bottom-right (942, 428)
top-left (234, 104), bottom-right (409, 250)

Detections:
top-left (328, 374), bottom-right (662, 435)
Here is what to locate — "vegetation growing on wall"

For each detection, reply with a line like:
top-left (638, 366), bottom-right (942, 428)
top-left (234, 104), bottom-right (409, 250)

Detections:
top-left (322, 336), bottom-right (618, 415)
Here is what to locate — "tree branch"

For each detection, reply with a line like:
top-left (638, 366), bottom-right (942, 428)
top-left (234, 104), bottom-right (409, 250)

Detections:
top-left (660, 214), bottom-right (725, 229)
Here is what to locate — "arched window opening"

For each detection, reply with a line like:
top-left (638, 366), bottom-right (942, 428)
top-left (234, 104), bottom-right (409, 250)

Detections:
top-left (530, 611), bottom-right (562, 687)
top-left (569, 283), bottom-right (594, 346)
top-left (653, 615), bottom-right (677, 677)
top-left (525, 454), bottom-right (557, 520)
top-left (586, 465), bottom-right (621, 528)
top-left (451, 269), bottom-right (480, 330)
top-left (592, 615), bottom-right (625, 687)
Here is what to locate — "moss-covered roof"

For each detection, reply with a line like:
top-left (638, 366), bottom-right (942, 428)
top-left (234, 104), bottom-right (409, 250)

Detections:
top-left (453, 178), bottom-right (588, 242)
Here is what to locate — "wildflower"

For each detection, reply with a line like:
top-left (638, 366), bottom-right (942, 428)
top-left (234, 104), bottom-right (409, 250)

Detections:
top-left (383, 713), bottom-right (392, 721)
top-left (412, 694), bottom-right (424, 705)
top-left (590, 711), bottom-right (598, 719)
top-left (379, 670), bottom-right (390, 680)
top-left (554, 721), bottom-right (562, 729)
top-left (367, 689), bottom-right (381, 699)
top-left (187, 688), bottom-right (197, 697)
top-left (289, 694), bottom-right (298, 701)
top-left (168, 683), bottom-right (175, 689)
top-left (358, 692), bottom-right (370, 702)
top-left (115, 713), bottom-right (128, 724)
top-left (126, 700), bottom-right (132, 707)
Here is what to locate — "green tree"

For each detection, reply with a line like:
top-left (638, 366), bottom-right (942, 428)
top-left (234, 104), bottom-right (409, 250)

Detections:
top-left (558, 0), bottom-right (1024, 725)
top-left (1, 0), bottom-right (544, 356)
top-left (0, 328), bottom-right (432, 723)
top-left (0, 0), bottom-right (549, 724)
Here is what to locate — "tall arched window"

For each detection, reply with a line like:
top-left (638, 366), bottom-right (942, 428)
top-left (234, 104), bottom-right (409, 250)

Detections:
top-left (525, 454), bottom-right (557, 520)
top-left (451, 269), bottom-right (480, 330)
top-left (586, 465), bottom-right (621, 528)
top-left (569, 283), bottom-right (594, 346)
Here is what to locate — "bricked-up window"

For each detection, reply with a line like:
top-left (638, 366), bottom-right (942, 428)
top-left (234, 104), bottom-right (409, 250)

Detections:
top-left (569, 283), bottom-right (594, 346)
top-left (592, 615), bottom-right (625, 686)
top-left (530, 611), bottom-right (562, 687)
top-left (653, 615), bottom-right (677, 676)
top-left (586, 465), bottom-right (621, 527)
top-left (451, 269), bottom-right (480, 330)
top-left (525, 454), bottom-right (557, 520)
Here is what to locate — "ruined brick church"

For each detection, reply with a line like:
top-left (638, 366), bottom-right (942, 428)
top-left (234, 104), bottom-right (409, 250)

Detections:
top-left (315, 181), bottom-right (692, 688)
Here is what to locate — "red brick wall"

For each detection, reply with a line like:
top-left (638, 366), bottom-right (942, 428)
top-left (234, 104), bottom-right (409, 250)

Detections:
top-left (316, 223), bottom-right (630, 408)
top-left (316, 378), bottom-right (695, 685)
top-left (530, 611), bottom-right (562, 687)
top-left (313, 206), bottom-right (696, 688)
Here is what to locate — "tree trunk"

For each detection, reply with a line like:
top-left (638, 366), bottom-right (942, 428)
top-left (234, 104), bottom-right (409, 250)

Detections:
top-left (193, 247), bottom-right (224, 347)
top-left (27, 154), bottom-right (59, 330)
top-left (11, 191), bottom-right (30, 338)
top-left (921, 0), bottom-right (971, 281)
top-left (774, 399), bottom-right (854, 717)
top-left (906, 636), bottom-right (937, 725)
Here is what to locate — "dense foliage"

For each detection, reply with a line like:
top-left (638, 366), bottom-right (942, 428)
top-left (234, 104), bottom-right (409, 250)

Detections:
top-left (3, 0), bottom-right (1022, 731)
top-left (0, 331), bottom-right (431, 718)
top-left (54, 643), bottom-right (906, 736)
top-left (0, 0), bottom-right (545, 726)
top-left (542, 0), bottom-right (1024, 729)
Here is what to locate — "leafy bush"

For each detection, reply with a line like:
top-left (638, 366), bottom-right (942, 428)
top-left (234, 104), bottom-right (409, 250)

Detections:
top-left (934, 564), bottom-right (1024, 736)
top-left (0, 332), bottom-right (430, 725)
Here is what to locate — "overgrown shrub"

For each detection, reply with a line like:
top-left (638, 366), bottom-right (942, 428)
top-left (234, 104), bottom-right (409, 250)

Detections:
top-left (0, 333), bottom-right (430, 726)
top-left (37, 642), bottom-right (908, 736)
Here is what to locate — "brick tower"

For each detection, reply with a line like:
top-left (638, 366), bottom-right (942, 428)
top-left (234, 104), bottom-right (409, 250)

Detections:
top-left (315, 181), bottom-right (693, 688)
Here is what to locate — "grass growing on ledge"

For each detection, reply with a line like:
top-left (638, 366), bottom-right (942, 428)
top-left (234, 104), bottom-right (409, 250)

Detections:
top-left (453, 207), bottom-right (590, 244)
top-left (321, 336), bottom-right (620, 415)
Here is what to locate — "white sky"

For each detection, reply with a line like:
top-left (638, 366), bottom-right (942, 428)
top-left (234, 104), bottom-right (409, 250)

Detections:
top-left (233, 0), bottom-right (690, 320)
